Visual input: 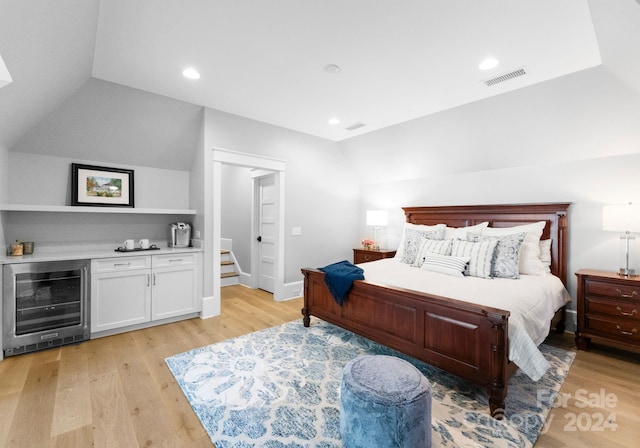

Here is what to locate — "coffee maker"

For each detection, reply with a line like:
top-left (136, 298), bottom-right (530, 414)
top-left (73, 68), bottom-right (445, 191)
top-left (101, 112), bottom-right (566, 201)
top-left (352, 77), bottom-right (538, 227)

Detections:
top-left (169, 223), bottom-right (191, 248)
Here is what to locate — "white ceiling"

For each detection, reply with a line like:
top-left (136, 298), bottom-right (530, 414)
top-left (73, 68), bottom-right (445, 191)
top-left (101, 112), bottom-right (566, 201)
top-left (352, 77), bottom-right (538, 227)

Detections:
top-left (91, 0), bottom-right (602, 142)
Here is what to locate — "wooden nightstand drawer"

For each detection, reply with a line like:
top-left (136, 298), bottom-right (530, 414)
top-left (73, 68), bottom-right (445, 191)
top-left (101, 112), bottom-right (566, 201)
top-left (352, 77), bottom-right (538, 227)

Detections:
top-left (585, 279), bottom-right (640, 300)
top-left (585, 296), bottom-right (640, 321)
top-left (585, 315), bottom-right (640, 341)
top-left (353, 249), bottom-right (396, 264)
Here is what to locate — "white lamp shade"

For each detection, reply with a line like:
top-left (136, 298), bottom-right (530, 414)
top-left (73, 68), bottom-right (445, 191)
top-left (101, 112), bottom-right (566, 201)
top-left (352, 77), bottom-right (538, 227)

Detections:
top-left (366, 210), bottom-right (388, 227)
top-left (0, 54), bottom-right (12, 88)
top-left (603, 204), bottom-right (640, 232)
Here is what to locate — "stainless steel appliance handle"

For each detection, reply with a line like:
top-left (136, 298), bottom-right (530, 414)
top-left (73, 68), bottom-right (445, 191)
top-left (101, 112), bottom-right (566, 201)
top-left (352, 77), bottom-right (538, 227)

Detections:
top-left (83, 266), bottom-right (89, 331)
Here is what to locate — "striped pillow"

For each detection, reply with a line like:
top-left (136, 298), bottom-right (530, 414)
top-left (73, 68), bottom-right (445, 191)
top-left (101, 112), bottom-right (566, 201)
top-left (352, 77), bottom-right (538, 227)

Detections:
top-left (451, 238), bottom-right (498, 279)
top-left (420, 253), bottom-right (470, 277)
top-left (412, 238), bottom-right (453, 267)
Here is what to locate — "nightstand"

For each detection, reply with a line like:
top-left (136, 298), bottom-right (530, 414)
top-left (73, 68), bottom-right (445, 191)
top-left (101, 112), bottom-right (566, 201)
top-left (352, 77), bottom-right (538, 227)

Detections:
top-left (575, 269), bottom-right (640, 353)
top-left (353, 249), bottom-right (396, 264)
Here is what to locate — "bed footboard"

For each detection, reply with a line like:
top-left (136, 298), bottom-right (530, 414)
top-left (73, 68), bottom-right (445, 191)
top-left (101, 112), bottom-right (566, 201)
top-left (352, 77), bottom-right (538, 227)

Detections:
top-left (301, 267), bottom-right (511, 418)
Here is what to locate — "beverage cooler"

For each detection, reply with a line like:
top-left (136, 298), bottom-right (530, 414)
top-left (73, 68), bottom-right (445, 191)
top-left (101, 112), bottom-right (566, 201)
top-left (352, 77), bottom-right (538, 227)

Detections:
top-left (3, 259), bottom-right (90, 356)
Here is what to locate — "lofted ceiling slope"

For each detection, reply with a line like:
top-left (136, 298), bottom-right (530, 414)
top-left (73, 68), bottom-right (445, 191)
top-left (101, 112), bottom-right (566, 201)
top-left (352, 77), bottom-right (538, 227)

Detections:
top-left (0, 0), bottom-right (100, 149)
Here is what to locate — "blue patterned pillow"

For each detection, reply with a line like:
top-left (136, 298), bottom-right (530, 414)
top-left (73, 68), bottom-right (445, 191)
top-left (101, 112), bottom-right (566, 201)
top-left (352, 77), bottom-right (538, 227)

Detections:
top-left (491, 233), bottom-right (526, 279)
top-left (451, 238), bottom-right (498, 279)
top-left (401, 227), bottom-right (446, 264)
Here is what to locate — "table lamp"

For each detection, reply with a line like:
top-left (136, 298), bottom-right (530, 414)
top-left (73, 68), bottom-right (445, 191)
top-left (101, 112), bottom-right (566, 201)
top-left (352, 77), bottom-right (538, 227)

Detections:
top-left (366, 210), bottom-right (388, 250)
top-left (603, 203), bottom-right (640, 276)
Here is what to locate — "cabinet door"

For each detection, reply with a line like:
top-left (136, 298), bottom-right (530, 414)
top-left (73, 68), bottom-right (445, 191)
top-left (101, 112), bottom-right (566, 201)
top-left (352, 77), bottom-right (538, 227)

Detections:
top-left (152, 265), bottom-right (199, 320)
top-left (91, 270), bottom-right (151, 333)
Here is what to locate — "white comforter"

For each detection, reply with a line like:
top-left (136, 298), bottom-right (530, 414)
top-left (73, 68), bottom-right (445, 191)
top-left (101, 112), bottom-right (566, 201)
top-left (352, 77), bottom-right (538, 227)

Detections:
top-left (359, 258), bottom-right (571, 381)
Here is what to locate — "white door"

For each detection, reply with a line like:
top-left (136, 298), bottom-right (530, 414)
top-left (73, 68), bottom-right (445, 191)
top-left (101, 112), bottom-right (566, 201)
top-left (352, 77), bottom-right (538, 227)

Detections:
top-left (258, 174), bottom-right (276, 292)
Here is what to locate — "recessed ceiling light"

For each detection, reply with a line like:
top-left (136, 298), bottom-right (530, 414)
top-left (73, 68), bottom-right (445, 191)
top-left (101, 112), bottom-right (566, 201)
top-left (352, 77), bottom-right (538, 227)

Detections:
top-left (479, 58), bottom-right (499, 71)
top-left (328, 117), bottom-right (340, 125)
top-left (324, 64), bottom-right (341, 74)
top-left (182, 67), bottom-right (200, 80)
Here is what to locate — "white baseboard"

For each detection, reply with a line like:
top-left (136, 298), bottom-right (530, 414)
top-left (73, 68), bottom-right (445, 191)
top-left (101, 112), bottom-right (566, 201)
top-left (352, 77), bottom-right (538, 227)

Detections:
top-left (239, 272), bottom-right (252, 286)
top-left (201, 296), bottom-right (220, 318)
top-left (280, 280), bottom-right (303, 302)
top-left (565, 309), bottom-right (577, 333)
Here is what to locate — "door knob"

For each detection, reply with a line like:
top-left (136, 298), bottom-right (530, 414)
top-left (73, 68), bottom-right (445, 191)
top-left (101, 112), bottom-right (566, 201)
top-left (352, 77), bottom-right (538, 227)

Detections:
top-left (257, 236), bottom-right (262, 242)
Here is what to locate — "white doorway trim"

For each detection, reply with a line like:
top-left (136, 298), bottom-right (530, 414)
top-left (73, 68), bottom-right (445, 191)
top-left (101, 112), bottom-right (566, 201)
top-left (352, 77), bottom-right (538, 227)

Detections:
top-left (212, 149), bottom-right (286, 306)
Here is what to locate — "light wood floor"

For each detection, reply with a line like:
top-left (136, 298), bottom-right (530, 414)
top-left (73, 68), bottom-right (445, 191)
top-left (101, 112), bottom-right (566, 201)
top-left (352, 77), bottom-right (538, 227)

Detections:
top-left (0, 286), bottom-right (638, 447)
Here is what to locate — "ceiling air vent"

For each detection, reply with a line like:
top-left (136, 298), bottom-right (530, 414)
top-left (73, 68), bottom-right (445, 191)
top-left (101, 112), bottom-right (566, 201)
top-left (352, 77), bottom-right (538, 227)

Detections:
top-left (345, 121), bottom-right (366, 131)
top-left (484, 68), bottom-right (527, 87)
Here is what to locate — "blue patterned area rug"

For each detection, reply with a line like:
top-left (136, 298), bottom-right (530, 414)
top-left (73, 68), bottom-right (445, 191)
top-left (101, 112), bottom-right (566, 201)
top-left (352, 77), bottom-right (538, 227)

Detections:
top-left (165, 318), bottom-right (575, 448)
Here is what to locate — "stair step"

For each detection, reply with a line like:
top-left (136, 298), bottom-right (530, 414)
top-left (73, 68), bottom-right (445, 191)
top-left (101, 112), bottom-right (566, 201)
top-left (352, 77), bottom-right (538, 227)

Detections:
top-left (221, 272), bottom-right (239, 279)
top-left (221, 260), bottom-right (234, 266)
top-left (221, 249), bottom-right (230, 254)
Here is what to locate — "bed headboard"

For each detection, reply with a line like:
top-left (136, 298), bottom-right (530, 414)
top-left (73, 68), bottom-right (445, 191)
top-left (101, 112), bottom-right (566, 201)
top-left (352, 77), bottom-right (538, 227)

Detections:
top-left (402, 203), bottom-right (570, 285)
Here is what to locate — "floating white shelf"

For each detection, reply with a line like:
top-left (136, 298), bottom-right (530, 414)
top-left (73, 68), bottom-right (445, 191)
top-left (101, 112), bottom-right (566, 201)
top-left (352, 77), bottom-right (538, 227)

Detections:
top-left (0, 204), bottom-right (197, 215)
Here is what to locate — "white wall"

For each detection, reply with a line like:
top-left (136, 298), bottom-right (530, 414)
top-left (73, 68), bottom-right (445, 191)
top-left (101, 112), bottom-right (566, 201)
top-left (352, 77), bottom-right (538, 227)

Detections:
top-left (4, 152), bottom-right (191, 245)
top-left (0, 143), bottom-right (8, 204)
top-left (0, 143), bottom-right (8, 249)
top-left (189, 110), bottom-right (206, 243)
top-left (203, 108), bottom-right (360, 285)
top-left (8, 152), bottom-right (189, 209)
top-left (358, 153), bottom-right (640, 289)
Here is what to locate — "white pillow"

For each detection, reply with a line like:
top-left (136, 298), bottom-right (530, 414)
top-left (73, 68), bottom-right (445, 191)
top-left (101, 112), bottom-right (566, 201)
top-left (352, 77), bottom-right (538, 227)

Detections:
top-left (451, 238), bottom-right (498, 279)
top-left (420, 253), bottom-right (470, 277)
top-left (412, 238), bottom-right (453, 267)
top-left (482, 221), bottom-right (546, 275)
top-left (539, 239), bottom-right (552, 273)
top-left (444, 222), bottom-right (489, 240)
top-left (395, 223), bottom-right (446, 263)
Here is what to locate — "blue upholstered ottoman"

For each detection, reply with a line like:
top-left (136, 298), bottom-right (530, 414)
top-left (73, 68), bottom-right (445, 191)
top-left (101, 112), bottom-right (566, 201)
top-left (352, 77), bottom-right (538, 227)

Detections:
top-left (340, 355), bottom-right (432, 448)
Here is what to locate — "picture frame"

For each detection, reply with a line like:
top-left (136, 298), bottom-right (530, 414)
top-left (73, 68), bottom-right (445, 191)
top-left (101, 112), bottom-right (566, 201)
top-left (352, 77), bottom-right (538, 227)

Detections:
top-left (71, 163), bottom-right (135, 207)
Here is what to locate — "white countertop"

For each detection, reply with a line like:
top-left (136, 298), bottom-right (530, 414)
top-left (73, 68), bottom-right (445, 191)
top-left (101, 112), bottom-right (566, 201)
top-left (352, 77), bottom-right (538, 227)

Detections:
top-left (1, 244), bottom-right (202, 264)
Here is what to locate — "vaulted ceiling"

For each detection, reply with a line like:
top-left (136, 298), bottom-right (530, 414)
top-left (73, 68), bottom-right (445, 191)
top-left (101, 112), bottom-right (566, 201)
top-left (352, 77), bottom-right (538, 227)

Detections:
top-left (1, 1), bottom-right (639, 163)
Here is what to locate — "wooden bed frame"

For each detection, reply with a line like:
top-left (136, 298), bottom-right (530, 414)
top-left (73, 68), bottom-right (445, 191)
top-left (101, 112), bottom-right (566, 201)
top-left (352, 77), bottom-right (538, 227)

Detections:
top-left (301, 203), bottom-right (570, 418)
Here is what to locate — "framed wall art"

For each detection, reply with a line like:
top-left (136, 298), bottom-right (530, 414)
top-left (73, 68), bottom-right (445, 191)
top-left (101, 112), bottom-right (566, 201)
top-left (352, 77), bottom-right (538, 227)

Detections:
top-left (71, 163), bottom-right (135, 207)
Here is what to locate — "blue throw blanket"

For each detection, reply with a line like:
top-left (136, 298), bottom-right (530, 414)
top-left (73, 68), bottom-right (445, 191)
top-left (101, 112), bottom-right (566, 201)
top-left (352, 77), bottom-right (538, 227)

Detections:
top-left (319, 260), bottom-right (365, 306)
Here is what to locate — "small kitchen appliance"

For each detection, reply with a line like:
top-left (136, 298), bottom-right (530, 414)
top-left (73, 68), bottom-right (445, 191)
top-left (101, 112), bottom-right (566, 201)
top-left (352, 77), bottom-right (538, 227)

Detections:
top-left (169, 222), bottom-right (191, 248)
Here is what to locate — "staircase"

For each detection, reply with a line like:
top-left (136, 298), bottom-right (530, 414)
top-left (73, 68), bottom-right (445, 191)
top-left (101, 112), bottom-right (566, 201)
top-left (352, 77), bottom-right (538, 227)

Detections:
top-left (221, 249), bottom-right (239, 286)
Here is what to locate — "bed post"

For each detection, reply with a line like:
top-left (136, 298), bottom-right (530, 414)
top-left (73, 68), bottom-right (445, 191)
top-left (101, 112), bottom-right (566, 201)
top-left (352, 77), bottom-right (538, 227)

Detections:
top-left (487, 312), bottom-right (508, 419)
top-left (301, 269), bottom-right (311, 327)
top-left (556, 210), bottom-right (568, 286)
